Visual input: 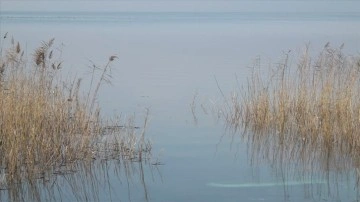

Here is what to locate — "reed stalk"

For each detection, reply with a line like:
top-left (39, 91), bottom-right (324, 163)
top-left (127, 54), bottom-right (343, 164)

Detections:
top-left (0, 36), bottom-right (151, 198)
top-left (225, 44), bottom-right (360, 165)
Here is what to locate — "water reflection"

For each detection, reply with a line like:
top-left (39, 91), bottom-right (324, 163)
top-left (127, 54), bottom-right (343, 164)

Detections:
top-left (0, 126), bottom-right (160, 202)
top-left (0, 156), bottom-right (160, 202)
top-left (218, 103), bottom-right (360, 201)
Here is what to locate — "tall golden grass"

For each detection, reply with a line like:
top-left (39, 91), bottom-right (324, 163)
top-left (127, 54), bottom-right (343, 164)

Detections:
top-left (225, 44), bottom-right (360, 165)
top-left (219, 44), bottom-right (360, 198)
top-left (0, 35), bottom-right (152, 195)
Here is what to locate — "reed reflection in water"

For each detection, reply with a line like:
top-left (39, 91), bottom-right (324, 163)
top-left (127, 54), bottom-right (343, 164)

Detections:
top-left (0, 136), bottom-right (159, 202)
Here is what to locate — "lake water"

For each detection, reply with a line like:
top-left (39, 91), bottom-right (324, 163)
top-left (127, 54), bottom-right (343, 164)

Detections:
top-left (1, 1), bottom-right (360, 201)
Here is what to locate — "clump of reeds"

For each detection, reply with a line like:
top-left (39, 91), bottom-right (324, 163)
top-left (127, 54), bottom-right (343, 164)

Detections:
top-left (215, 44), bottom-right (360, 200)
top-left (225, 44), bottom-right (360, 161)
top-left (0, 35), bottom-right (152, 196)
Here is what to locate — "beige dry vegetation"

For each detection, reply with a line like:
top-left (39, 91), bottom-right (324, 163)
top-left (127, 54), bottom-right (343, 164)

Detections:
top-left (0, 35), bottom-right (152, 197)
top-left (225, 44), bottom-right (360, 168)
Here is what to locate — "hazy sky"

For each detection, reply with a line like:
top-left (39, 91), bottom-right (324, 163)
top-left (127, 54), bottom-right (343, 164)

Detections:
top-left (1, 1), bottom-right (359, 12)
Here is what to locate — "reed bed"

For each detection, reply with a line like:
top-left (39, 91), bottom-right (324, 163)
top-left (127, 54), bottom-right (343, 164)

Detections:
top-left (216, 44), bottom-right (360, 199)
top-left (224, 44), bottom-right (360, 167)
top-left (0, 36), bottom-right (152, 196)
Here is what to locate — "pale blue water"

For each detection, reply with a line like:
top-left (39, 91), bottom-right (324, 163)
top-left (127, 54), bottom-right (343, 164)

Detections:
top-left (1, 1), bottom-right (360, 201)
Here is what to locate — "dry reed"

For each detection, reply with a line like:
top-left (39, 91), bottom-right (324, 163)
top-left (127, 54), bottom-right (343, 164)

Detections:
top-left (218, 44), bottom-right (360, 198)
top-left (0, 36), bottom-right (152, 199)
top-left (224, 44), bottom-right (360, 168)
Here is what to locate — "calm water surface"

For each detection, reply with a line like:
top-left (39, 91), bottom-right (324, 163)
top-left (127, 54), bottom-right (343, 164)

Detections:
top-left (1, 1), bottom-right (360, 201)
